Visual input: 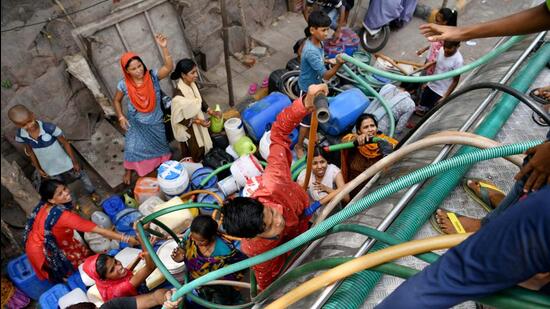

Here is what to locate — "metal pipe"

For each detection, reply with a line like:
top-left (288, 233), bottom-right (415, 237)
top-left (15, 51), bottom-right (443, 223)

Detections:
top-left (310, 32), bottom-right (545, 308)
top-left (220, 0), bottom-right (235, 107)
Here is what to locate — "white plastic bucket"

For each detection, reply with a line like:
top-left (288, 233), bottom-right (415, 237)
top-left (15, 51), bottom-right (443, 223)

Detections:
top-left (156, 240), bottom-right (186, 283)
top-left (230, 154), bottom-right (264, 187)
top-left (91, 211), bottom-right (112, 229)
top-left (259, 130), bottom-right (271, 160)
top-left (157, 160), bottom-right (189, 196)
top-left (225, 145), bottom-right (239, 160)
top-left (59, 288), bottom-right (89, 309)
top-left (224, 117), bottom-right (245, 147)
top-left (217, 175), bottom-right (239, 196)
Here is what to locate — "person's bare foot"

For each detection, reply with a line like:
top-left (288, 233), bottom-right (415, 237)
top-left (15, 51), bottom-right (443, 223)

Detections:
top-left (466, 179), bottom-right (505, 209)
top-left (520, 272), bottom-right (550, 291)
top-left (294, 145), bottom-right (305, 159)
top-left (435, 209), bottom-right (482, 234)
top-left (123, 170), bottom-right (132, 185)
top-left (90, 192), bottom-right (101, 205)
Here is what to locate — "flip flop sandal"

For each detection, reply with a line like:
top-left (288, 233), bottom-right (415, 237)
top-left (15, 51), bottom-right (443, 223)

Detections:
top-left (532, 112), bottom-right (549, 126)
top-left (462, 178), bottom-right (505, 212)
top-left (529, 88), bottom-right (550, 105)
top-left (429, 209), bottom-right (468, 235)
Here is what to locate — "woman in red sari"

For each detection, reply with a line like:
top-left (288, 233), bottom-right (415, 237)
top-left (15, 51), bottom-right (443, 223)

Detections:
top-left (24, 180), bottom-right (138, 283)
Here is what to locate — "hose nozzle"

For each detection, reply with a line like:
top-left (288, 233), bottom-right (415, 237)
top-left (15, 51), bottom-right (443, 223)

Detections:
top-left (314, 94), bottom-right (330, 123)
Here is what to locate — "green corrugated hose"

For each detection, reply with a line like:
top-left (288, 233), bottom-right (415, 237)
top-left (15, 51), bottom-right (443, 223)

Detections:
top-left (342, 64), bottom-right (396, 137)
top-left (325, 41), bottom-right (550, 309)
top-left (342, 36), bottom-right (524, 83)
top-left (165, 140), bottom-right (542, 305)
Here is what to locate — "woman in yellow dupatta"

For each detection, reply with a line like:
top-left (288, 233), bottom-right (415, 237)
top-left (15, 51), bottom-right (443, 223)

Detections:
top-left (341, 113), bottom-right (398, 198)
top-left (170, 59), bottom-right (221, 162)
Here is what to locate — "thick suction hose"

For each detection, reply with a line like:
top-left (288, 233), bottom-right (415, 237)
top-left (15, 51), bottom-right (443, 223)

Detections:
top-left (342, 36), bottom-right (524, 83)
top-left (167, 140), bottom-right (540, 302)
top-left (314, 94), bottom-right (331, 123)
top-left (314, 131), bottom-right (524, 225)
top-left (302, 112), bottom-right (319, 191)
top-left (265, 233), bottom-right (471, 308)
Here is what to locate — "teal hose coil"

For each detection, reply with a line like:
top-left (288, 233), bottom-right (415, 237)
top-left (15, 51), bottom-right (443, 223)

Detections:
top-left (325, 41), bottom-right (550, 308)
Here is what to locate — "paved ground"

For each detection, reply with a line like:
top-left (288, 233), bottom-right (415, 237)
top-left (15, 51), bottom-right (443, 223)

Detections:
top-left (201, 0), bottom-right (530, 112)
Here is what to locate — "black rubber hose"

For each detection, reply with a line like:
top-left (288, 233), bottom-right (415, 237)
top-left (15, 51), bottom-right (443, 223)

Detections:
top-left (399, 82), bottom-right (550, 148)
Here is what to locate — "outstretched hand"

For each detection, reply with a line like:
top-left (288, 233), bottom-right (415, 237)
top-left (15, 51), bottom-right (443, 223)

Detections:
top-left (514, 142), bottom-right (550, 192)
top-left (419, 23), bottom-right (465, 42)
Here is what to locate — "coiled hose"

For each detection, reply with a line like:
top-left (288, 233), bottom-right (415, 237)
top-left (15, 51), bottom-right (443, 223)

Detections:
top-left (324, 39), bottom-right (550, 309)
top-left (164, 140), bottom-right (541, 305)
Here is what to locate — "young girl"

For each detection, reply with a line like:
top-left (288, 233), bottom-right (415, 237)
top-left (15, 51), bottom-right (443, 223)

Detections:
top-left (297, 146), bottom-right (349, 205)
top-left (83, 223), bottom-right (156, 302)
top-left (171, 215), bottom-right (246, 305)
top-left (417, 8), bottom-right (458, 75)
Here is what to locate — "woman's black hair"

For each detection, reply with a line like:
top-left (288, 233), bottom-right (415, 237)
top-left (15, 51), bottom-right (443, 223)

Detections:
top-left (355, 113), bottom-right (378, 132)
top-left (39, 179), bottom-right (65, 202)
top-left (170, 58), bottom-right (197, 80)
top-left (312, 144), bottom-right (328, 159)
top-left (96, 254), bottom-right (112, 280)
top-left (304, 10), bottom-right (331, 37)
top-left (438, 8), bottom-right (458, 27)
top-left (124, 56), bottom-right (148, 72)
top-left (190, 215), bottom-right (218, 241)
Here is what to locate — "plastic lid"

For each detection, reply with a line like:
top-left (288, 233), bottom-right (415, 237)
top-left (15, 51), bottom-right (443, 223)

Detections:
top-left (158, 160), bottom-right (185, 181)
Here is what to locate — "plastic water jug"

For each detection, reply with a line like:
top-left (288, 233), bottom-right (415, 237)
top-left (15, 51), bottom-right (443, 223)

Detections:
top-left (319, 88), bottom-right (370, 136)
top-left (230, 154), bottom-right (264, 187)
top-left (157, 160), bottom-right (190, 196)
top-left (224, 118), bottom-right (246, 147)
top-left (210, 104), bottom-right (224, 133)
top-left (91, 211), bottom-right (112, 229)
top-left (138, 196), bottom-right (165, 217)
top-left (241, 92), bottom-right (292, 142)
top-left (134, 177), bottom-right (163, 204)
top-left (114, 208), bottom-right (143, 236)
top-left (191, 167), bottom-right (217, 189)
top-left (7, 254), bottom-right (54, 300)
top-left (197, 188), bottom-right (226, 215)
top-left (39, 284), bottom-right (70, 309)
top-left (152, 196), bottom-right (198, 235)
top-left (58, 288), bottom-right (89, 309)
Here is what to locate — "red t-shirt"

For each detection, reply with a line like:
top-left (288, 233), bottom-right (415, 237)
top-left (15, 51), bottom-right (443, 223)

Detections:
top-left (242, 98), bottom-right (310, 290)
top-left (26, 206), bottom-right (96, 280)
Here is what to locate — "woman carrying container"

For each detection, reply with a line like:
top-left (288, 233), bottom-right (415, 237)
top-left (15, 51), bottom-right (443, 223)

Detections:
top-left (170, 59), bottom-right (221, 162)
top-left (24, 180), bottom-right (138, 283)
top-left (297, 145), bottom-right (349, 205)
top-left (341, 113), bottom-right (398, 197)
top-left (113, 34), bottom-right (173, 185)
top-left (171, 215), bottom-right (246, 305)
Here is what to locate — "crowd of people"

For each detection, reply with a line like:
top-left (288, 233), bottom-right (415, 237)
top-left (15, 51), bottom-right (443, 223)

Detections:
top-left (6, 1), bottom-right (549, 308)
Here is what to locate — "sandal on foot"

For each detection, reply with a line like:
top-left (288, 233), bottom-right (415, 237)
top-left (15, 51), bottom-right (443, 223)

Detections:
top-left (462, 178), bottom-right (505, 212)
top-left (429, 209), bottom-right (468, 235)
top-left (529, 88), bottom-right (550, 105)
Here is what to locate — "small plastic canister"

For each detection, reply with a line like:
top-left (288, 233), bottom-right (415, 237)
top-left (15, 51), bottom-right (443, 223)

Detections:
top-left (91, 211), bottom-right (112, 229)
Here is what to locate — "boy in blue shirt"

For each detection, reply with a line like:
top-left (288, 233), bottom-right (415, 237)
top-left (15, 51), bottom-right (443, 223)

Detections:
top-left (296, 10), bottom-right (344, 158)
top-left (8, 104), bottom-right (99, 202)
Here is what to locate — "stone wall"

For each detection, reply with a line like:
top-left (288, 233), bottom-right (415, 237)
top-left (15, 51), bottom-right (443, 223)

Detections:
top-left (1, 0), bottom-right (288, 159)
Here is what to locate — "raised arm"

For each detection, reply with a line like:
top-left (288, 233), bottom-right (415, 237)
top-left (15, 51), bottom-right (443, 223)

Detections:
top-left (155, 33), bottom-right (174, 80)
top-left (420, 3), bottom-right (550, 42)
